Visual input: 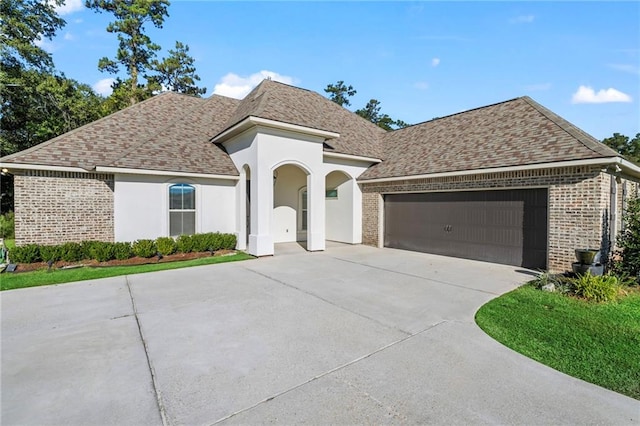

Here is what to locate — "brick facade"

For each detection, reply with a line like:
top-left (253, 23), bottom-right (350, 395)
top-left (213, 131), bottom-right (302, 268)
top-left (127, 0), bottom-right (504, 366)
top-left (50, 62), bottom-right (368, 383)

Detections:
top-left (359, 166), bottom-right (629, 273)
top-left (14, 171), bottom-right (114, 246)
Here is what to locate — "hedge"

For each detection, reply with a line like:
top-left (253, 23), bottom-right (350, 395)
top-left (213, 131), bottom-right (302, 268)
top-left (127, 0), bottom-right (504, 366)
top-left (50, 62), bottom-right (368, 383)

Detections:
top-left (8, 232), bottom-right (237, 264)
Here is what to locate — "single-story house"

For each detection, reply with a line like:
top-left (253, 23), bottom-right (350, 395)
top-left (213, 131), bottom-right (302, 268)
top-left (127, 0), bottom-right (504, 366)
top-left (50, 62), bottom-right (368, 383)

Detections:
top-left (2, 79), bottom-right (638, 272)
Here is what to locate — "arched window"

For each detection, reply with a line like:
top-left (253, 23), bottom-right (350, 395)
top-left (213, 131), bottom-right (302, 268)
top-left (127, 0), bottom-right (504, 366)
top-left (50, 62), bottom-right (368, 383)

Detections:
top-left (169, 184), bottom-right (195, 236)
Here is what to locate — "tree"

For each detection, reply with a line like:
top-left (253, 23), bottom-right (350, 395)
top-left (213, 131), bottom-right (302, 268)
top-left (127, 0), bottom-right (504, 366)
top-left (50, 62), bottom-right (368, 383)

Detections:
top-left (85, 0), bottom-right (170, 106)
top-left (325, 80), bottom-right (356, 107)
top-left (0, 0), bottom-right (65, 71)
top-left (149, 41), bottom-right (206, 96)
top-left (1, 69), bottom-right (105, 157)
top-left (602, 133), bottom-right (640, 164)
top-left (355, 99), bottom-right (409, 131)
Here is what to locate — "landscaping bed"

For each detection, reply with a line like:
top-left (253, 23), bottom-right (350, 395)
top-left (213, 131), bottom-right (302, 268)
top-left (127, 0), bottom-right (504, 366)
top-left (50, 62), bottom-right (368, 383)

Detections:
top-left (11, 249), bottom-right (236, 273)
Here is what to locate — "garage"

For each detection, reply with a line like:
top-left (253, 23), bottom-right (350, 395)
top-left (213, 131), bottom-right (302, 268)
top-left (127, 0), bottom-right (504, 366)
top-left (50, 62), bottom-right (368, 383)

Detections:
top-left (384, 189), bottom-right (548, 269)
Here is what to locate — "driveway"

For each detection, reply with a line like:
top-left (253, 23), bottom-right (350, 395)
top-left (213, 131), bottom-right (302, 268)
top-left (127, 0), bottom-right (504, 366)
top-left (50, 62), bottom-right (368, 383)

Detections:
top-left (2, 243), bottom-right (638, 425)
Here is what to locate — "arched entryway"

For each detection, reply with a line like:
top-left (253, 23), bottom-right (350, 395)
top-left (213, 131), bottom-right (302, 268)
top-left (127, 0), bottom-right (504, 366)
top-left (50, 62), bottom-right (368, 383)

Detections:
top-left (273, 163), bottom-right (310, 243)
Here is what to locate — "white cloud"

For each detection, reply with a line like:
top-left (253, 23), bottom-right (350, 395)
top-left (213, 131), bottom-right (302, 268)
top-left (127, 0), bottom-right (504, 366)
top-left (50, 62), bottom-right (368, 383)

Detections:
top-left (431, 57), bottom-right (440, 67)
top-left (524, 83), bottom-right (551, 91)
top-left (608, 64), bottom-right (640, 75)
top-left (571, 85), bottom-right (632, 104)
top-left (63, 32), bottom-right (74, 41)
top-left (92, 78), bottom-right (116, 96)
top-left (54, 0), bottom-right (84, 15)
top-left (509, 15), bottom-right (535, 24)
top-left (213, 70), bottom-right (297, 99)
top-left (414, 82), bottom-right (429, 90)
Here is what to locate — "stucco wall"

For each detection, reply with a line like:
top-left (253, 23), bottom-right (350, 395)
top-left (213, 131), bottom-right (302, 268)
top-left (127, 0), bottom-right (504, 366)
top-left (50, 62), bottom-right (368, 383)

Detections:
top-left (273, 164), bottom-right (307, 243)
top-left (14, 171), bottom-right (114, 245)
top-left (360, 166), bottom-right (626, 272)
top-left (113, 174), bottom-right (237, 242)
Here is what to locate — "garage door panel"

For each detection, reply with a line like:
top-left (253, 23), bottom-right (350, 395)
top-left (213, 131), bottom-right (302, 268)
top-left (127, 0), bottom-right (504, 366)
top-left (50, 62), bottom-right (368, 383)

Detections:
top-left (384, 189), bottom-right (547, 269)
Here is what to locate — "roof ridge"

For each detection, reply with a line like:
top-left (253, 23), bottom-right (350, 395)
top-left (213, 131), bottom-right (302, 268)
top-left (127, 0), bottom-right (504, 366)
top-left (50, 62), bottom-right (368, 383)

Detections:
top-left (105, 95), bottom-right (212, 166)
top-left (0, 92), bottom-right (180, 167)
top-left (388, 96), bottom-right (523, 133)
top-left (520, 96), bottom-right (619, 158)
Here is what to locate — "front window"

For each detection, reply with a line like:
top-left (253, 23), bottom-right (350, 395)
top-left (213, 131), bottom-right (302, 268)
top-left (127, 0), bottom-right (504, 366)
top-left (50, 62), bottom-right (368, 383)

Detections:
top-left (300, 188), bottom-right (307, 231)
top-left (169, 184), bottom-right (195, 236)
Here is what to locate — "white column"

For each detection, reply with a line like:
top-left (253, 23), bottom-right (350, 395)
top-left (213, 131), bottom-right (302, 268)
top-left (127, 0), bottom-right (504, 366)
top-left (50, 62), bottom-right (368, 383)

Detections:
top-left (306, 172), bottom-right (325, 251)
top-left (351, 179), bottom-right (363, 244)
top-left (248, 165), bottom-right (274, 256)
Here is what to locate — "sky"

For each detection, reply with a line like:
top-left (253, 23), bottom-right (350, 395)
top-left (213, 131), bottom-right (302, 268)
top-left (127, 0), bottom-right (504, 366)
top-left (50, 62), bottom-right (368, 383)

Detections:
top-left (42, 1), bottom-right (639, 140)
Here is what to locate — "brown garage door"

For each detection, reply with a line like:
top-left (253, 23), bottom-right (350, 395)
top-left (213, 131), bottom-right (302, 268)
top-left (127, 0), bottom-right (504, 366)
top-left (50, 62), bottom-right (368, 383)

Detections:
top-left (384, 189), bottom-right (547, 269)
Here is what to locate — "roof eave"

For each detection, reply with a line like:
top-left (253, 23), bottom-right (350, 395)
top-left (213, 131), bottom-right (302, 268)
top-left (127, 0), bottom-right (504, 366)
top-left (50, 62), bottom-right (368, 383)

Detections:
top-left (211, 116), bottom-right (340, 143)
top-left (358, 157), bottom-right (632, 183)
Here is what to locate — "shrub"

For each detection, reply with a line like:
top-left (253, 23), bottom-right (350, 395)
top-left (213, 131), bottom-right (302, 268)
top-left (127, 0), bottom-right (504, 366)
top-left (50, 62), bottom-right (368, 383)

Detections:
top-left (132, 239), bottom-right (157, 258)
top-left (113, 242), bottom-right (133, 260)
top-left (190, 233), bottom-right (211, 252)
top-left (89, 241), bottom-right (116, 262)
top-left (0, 212), bottom-right (15, 239)
top-left (611, 197), bottom-right (640, 285)
top-left (39, 245), bottom-right (62, 263)
top-left (59, 242), bottom-right (83, 262)
top-left (176, 234), bottom-right (194, 253)
top-left (572, 272), bottom-right (620, 302)
top-left (80, 241), bottom-right (101, 260)
top-left (10, 244), bottom-right (40, 263)
top-left (156, 237), bottom-right (177, 256)
top-left (221, 233), bottom-right (237, 250)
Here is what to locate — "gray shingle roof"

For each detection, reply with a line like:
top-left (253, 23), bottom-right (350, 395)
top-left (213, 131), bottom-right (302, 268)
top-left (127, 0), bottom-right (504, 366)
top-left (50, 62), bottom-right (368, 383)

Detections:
top-left (1, 92), bottom-right (242, 175)
top-left (0, 82), bottom-right (620, 179)
top-left (358, 96), bottom-right (619, 180)
top-left (217, 80), bottom-right (387, 159)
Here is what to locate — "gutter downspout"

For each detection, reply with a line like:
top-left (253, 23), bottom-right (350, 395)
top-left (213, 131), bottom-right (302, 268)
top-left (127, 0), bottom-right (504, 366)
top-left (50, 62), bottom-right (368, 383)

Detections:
top-left (610, 174), bottom-right (617, 253)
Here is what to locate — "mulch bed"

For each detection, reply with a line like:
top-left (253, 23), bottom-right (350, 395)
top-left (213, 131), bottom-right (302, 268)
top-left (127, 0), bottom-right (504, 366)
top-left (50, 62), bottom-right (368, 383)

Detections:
top-left (12, 250), bottom-right (237, 273)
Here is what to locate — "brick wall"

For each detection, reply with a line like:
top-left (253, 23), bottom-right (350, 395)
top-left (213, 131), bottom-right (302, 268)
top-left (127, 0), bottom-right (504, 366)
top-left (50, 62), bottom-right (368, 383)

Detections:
top-left (359, 166), bottom-right (626, 272)
top-left (14, 171), bottom-right (114, 245)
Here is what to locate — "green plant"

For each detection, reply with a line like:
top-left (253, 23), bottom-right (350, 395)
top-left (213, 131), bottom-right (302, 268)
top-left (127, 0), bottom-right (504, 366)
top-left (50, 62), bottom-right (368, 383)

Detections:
top-left (89, 241), bottom-right (116, 262)
top-left (80, 241), bottom-right (101, 260)
top-left (0, 212), bottom-right (15, 239)
top-left (113, 242), bottom-right (133, 260)
top-left (39, 245), bottom-right (62, 263)
top-left (59, 242), bottom-right (84, 262)
top-left (190, 233), bottom-right (210, 252)
top-left (221, 233), bottom-right (237, 250)
top-left (611, 197), bottom-right (640, 285)
top-left (572, 272), bottom-right (620, 302)
top-left (156, 237), bottom-right (177, 255)
top-left (132, 239), bottom-right (157, 258)
top-left (176, 234), bottom-right (194, 253)
top-left (9, 244), bottom-right (40, 263)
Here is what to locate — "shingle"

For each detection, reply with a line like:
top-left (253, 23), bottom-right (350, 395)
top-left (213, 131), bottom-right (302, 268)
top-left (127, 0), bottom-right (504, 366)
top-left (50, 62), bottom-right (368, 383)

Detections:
top-left (218, 80), bottom-right (387, 159)
top-left (359, 96), bottom-right (620, 180)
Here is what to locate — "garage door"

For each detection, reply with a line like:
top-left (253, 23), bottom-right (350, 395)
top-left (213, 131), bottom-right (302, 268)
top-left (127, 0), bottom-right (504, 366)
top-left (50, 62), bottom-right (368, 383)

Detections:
top-left (384, 189), bottom-right (547, 269)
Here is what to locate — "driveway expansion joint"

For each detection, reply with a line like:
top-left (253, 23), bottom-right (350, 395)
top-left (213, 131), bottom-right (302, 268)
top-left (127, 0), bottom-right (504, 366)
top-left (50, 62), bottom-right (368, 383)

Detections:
top-left (209, 320), bottom-right (447, 425)
top-left (125, 276), bottom-right (170, 426)
top-left (243, 266), bottom-right (412, 336)
top-left (329, 255), bottom-right (500, 296)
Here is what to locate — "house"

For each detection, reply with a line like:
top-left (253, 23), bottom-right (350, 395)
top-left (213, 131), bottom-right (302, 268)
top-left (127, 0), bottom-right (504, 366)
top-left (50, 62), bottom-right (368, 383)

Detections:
top-left (1, 79), bottom-right (638, 272)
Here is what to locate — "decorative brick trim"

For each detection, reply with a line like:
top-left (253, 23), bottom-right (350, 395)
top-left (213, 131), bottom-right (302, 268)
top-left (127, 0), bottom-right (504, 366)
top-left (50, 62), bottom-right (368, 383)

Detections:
top-left (14, 171), bottom-right (115, 245)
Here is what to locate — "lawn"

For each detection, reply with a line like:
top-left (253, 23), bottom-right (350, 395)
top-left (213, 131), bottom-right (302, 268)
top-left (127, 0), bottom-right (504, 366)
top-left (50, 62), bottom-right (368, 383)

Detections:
top-left (1, 252), bottom-right (254, 291)
top-left (475, 284), bottom-right (640, 400)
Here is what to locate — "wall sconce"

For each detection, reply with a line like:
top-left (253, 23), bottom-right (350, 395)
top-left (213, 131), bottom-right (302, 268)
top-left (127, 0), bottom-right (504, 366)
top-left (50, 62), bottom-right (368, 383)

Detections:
top-left (273, 170), bottom-right (278, 186)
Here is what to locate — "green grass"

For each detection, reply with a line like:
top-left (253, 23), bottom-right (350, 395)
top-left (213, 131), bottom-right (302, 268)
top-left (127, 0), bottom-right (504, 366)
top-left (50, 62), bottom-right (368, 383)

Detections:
top-left (1, 252), bottom-right (254, 291)
top-left (476, 284), bottom-right (640, 400)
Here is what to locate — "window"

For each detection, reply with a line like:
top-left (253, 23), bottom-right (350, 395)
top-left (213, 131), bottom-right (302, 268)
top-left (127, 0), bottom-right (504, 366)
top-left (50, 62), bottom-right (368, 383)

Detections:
top-left (300, 188), bottom-right (307, 231)
top-left (169, 184), bottom-right (195, 236)
top-left (326, 189), bottom-right (338, 199)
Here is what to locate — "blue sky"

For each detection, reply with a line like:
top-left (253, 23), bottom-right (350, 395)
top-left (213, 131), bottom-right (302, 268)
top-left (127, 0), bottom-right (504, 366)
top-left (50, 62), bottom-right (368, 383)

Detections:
top-left (44, 1), bottom-right (639, 140)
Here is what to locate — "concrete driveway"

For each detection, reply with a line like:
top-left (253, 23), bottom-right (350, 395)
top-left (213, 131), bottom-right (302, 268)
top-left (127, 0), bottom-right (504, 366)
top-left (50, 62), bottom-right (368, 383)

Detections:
top-left (2, 243), bottom-right (638, 425)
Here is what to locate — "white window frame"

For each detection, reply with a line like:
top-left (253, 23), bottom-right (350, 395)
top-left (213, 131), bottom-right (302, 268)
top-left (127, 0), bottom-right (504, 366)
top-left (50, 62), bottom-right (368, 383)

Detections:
top-left (168, 183), bottom-right (196, 236)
